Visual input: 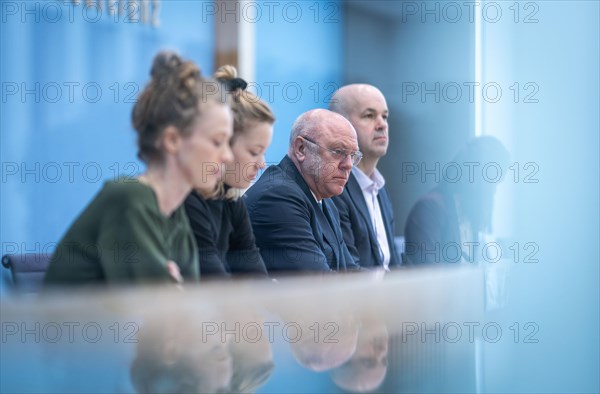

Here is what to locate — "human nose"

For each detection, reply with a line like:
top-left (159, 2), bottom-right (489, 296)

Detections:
top-left (340, 153), bottom-right (353, 170)
top-left (222, 144), bottom-right (234, 165)
top-left (375, 115), bottom-right (387, 130)
top-left (258, 154), bottom-right (267, 170)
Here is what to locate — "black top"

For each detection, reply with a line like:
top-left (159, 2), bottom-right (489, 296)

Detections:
top-left (404, 186), bottom-right (461, 264)
top-left (184, 190), bottom-right (268, 278)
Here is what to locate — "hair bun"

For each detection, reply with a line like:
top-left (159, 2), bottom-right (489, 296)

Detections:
top-left (214, 65), bottom-right (247, 90)
top-left (222, 77), bottom-right (248, 92)
top-left (150, 51), bottom-right (183, 79)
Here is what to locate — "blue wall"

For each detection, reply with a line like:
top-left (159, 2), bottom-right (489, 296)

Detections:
top-left (255, 0), bottom-right (343, 165)
top-left (479, 1), bottom-right (599, 392)
top-left (1, 0), bottom-right (214, 257)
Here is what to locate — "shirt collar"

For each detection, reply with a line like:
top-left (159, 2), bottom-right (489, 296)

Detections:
top-left (352, 167), bottom-right (385, 193)
top-left (310, 189), bottom-right (322, 204)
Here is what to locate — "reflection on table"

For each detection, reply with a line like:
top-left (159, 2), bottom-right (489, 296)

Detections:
top-left (2, 265), bottom-right (486, 393)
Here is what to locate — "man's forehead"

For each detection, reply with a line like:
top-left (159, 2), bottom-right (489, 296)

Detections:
top-left (320, 123), bottom-right (358, 148)
top-left (352, 89), bottom-right (387, 112)
top-left (333, 114), bottom-right (355, 130)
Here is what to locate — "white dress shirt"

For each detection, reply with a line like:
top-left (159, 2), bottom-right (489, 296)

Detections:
top-left (352, 167), bottom-right (391, 270)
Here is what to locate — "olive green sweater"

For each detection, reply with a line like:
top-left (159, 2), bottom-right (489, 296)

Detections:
top-left (44, 179), bottom-right (199, 286)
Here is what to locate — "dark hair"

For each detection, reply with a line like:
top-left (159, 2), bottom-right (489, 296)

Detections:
top-left (132, 51), bottom-right (227, 163)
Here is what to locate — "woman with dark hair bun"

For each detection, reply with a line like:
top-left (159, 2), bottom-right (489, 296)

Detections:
top-left (44, 51), bottom-right (233, 287)
top-left (184, 65), bottom-right (275, 279)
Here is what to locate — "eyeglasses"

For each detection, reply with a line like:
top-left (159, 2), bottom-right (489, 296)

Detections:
top-left (300, 136), bottom-right (363, 166)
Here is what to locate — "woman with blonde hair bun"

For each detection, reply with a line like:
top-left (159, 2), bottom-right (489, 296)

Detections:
top-left (44, 51), bottom-right (233, 287)
top-left (184, 65), bottom-right (275, 279)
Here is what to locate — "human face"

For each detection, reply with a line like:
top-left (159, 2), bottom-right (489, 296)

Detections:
top-left (291, 314), bottom-right (359, 372)
top-left (192, 325), bottom-right (234, 392)
top-left (330, 323), bottom-right (388, 391)
top-left (177, 102), bottom-right (234, 194)
top-left (223, 121), bottom-right (273, 189)
top-left (302, 118), bottom-right (358, 200)
top-left (347, 88), bottom-right (389, 160)
top-left (351, 324), bottom-right (388, 365)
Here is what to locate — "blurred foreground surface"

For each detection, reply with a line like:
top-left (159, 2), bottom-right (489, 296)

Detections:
top-left (0, 263), bottom-right (596, 393)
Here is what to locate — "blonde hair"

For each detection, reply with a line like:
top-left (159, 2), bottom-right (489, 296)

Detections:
top-left (211, 65), bottom-right (275, 200)
top-left (214, 65), bottom-right (275, 140)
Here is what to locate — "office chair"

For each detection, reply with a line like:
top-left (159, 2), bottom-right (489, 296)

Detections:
top-left (1, 253), bottom-right (51, 294)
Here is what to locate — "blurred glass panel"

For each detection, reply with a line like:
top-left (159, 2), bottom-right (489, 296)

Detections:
top-left (1, 266), bottom-right (484, 393)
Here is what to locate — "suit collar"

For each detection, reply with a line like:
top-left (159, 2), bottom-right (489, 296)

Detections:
top-left (352, 167), bottom-right (386, 192)
top-left (346, 173), bottom-right (375, 231)
top-left (346, 173), bottom-right (382, 263)
top-left (377, 188), bottom-right (397, 257)
top-left (279, 155), bottom-right (314, 201)
top-left (279, 155), bottom-right (342, 264)
top-left (280, 155), bottom-right (327, 208)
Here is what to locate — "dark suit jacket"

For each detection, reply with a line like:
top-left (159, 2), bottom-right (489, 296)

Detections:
top-left (332, 172), bottom-right (401, 269)
top-left (184, 191), bottom-right (268, 279)
top-left (403, 186), bottom-right (461, 264)
top-left (244, 155), bottom-right (360, 273)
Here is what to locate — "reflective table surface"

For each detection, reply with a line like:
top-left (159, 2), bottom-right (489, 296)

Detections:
top-left (0, 263), bottom-right (592, 393)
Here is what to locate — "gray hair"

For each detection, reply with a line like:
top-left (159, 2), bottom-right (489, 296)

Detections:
top-left (288, 109), bottom-right (328, 154)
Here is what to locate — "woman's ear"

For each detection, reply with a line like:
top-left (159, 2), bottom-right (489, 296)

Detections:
top-left (161, 125), bottom-right (182, 155)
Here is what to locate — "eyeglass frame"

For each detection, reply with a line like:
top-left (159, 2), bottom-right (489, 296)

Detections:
top-left (299, 135), bottom-right (363, 166)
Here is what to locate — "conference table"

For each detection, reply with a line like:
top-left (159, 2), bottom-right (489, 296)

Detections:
top-left (1, 262), bottom-right (548, 393)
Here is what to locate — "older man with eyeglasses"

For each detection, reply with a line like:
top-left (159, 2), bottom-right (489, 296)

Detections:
top-left (244, 109), bottom-right (361, 274)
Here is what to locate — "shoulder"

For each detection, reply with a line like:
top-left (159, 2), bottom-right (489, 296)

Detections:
top-left (245, 166), bottom-right (306, 207)
top-left (184, 190), bottom-right (211, 218)
top-left (331, 187), bottom-right (352, 212)
top-left (247, 163), bottom-right (288, 190)
top-left (341, 172), bottom-right (362, 202)
top-left (71, 179), bottom-right (158, 225)
top-left (378, 184), bottom-right (392, 200)
top-left (100, 178), bottom-right (156, 209)
top-left (417, 189), bottom-right (447, 210)
top-left (184, 190), bottom-right (207, 208)
top-left (227, 195), bottom-right (247, 216)
top-left (377, 185), bottom-right (395, 211)
top-left (407, 189), bottom-right (448, 224)
top-left (95, 179), bottom-right (170, 230)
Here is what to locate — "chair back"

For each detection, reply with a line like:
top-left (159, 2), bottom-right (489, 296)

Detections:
top-left (1, 253), bottom-right (51, 293)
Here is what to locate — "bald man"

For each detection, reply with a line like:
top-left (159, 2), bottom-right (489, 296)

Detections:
top-left (330, 319), bottom-right (389, 392)
top-left (245, 109), bottom-right (361, 273)
top-left (330, 85), bottom-right (401, 270)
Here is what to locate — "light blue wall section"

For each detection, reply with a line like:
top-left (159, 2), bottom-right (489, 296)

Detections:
top-left (479, 1), bottom-right (599, 392)
top-left (255, 0), bottom-right (343, 166)
top-left (1, 1), bottom-right (214, 258)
